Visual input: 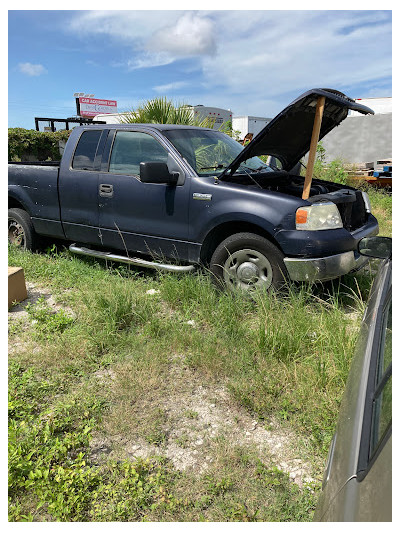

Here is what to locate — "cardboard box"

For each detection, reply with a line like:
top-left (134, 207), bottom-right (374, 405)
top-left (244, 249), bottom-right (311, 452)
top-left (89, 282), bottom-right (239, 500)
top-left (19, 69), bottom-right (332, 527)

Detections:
top-left (8, 267), bottom-right (27, 309)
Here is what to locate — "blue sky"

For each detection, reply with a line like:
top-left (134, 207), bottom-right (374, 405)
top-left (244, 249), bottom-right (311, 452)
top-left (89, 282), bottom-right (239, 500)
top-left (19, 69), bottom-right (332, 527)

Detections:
top-left (8, 9), bottom-right (392, 129)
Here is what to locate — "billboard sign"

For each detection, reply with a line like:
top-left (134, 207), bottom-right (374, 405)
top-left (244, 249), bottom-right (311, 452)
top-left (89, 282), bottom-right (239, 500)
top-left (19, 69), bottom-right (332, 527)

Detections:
top-left (77, 97), bottom-right (118, 117)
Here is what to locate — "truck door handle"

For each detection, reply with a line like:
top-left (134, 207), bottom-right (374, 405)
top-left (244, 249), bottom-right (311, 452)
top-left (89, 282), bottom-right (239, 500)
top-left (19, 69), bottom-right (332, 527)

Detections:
top-left (99, 184), bottom-right (114, 198)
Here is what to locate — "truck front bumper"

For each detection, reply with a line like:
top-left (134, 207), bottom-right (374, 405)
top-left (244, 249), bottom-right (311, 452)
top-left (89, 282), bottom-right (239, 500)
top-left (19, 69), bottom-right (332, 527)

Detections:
top-left (284, 251), bottom-right (370, 282)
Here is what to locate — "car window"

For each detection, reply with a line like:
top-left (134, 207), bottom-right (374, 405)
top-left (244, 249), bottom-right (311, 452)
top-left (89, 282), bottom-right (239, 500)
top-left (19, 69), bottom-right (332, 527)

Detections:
top-left (72, 130), bottom-right (102, 170)
top-left (109, 131), bottom-right (169, 176)
top-left (163, 128), bottom-right (272, 176)
top-left (380, 302), bottom-right (392, 375)
top-left (370, 299), bottom-right (392, 457)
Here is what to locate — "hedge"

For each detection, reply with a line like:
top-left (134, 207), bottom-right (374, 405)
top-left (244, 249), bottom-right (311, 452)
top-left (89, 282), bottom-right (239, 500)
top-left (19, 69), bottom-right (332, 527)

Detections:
top-left (8, 128), bottom-right (72, 162)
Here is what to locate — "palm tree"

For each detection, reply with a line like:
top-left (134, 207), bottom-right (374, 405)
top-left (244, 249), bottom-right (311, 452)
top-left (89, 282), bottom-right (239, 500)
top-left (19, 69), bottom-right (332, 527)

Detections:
top-left (120, 97), bottom-right (215, 128)
top-left (120, 97), bottom-right (235, 174)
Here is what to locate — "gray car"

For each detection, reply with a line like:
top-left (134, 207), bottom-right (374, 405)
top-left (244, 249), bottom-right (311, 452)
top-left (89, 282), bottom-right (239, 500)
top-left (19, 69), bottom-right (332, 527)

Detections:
top-left (314, 236), bottom-right (392, 522)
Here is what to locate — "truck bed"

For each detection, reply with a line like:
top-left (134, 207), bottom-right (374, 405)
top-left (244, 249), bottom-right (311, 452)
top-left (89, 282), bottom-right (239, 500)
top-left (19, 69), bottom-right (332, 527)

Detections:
top-left (8, 161), bottom-right (60, 166)
top-left (8, 163), bottom-right (62, 237)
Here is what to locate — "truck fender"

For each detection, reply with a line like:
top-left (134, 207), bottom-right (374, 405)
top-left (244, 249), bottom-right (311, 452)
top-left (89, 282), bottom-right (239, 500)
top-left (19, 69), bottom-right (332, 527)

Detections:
top-left (8, 187), bottom-right (31, 214)
top-left (199, 214), bottom-right (281, 264)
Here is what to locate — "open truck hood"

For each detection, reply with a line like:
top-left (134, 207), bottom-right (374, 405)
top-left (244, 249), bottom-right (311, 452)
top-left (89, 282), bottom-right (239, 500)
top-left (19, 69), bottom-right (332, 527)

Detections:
top-left (222, 88), bottom-right (374, 176)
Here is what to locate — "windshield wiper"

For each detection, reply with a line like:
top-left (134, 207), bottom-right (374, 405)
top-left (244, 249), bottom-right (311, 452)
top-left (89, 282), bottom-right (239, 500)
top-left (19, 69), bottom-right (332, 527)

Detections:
top-left (238, 164), bottom-right (257, 172)
top-left (251, 165), bottom-right (271, 173)
top-left (199, 164), bottom-right (227, 171)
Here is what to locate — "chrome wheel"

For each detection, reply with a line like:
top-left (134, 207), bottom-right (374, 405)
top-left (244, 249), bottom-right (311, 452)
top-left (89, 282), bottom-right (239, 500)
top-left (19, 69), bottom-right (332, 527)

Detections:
top-left (222, 248), bottom-right (273, 291)
top-left (8, 218), bottom-right (25, 247)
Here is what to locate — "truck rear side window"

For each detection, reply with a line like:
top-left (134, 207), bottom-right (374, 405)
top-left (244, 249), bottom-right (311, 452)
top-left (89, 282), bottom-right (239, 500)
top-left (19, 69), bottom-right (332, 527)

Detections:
top-left (72, 130), bottom-right (102, 171)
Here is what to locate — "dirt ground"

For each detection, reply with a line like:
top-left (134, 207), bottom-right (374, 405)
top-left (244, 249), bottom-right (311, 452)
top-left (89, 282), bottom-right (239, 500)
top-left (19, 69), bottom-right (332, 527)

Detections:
top-left (9, 282), bottom-right (318, 488)
top-left (90, 362), bottom-right (316, 487)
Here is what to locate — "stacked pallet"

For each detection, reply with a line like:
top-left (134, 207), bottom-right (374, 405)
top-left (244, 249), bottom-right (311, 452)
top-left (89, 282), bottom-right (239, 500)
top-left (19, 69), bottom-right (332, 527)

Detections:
top-left (373, 159), bottom-right (392, 178)
top-left (346, 158), bottom-right (392, 189)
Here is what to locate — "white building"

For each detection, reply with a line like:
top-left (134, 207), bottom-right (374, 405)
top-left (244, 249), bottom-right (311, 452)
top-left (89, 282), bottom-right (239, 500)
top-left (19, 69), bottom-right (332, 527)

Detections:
top-left (348, 97), bottom-right (392, 116)
top-left (93, 112), bottom-right (130, 123)
top-left (183, 105), bottom-right (232, 129)
top-left (232, 116), bottom-right (271, 140)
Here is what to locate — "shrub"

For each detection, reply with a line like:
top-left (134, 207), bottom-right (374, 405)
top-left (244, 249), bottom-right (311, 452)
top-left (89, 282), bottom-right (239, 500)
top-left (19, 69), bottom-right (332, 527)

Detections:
top-left (8, 128), bottom-right (71, 162)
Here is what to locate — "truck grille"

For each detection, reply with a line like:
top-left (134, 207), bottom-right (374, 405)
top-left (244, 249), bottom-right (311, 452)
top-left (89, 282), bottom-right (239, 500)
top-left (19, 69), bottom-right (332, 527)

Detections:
top-left (336, 191), bottom-right (367, 231)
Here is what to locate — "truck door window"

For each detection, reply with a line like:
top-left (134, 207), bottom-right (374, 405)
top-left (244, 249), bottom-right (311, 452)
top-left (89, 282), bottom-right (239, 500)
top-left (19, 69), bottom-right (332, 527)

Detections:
top-left (109, 131), bottom-right (169, 176)
top-left (72, 130), bottom-right (102, 170)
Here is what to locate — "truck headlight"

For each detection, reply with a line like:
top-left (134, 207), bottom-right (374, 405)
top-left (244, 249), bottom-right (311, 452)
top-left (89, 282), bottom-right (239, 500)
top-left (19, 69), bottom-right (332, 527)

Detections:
top-left (296, 202), bottom-right (343, 231)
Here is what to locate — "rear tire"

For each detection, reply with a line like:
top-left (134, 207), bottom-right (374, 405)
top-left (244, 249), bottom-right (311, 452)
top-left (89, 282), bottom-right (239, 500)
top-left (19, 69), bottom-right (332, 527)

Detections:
top-left (209, 232), bottom-right (288, 293)
top-left (8, 208), bottom-right (39, 251)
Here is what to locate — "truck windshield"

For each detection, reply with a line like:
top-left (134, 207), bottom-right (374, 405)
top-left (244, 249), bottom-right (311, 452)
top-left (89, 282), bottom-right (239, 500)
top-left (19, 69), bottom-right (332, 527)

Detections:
top-left (163, 129), bottom-right (272, 176)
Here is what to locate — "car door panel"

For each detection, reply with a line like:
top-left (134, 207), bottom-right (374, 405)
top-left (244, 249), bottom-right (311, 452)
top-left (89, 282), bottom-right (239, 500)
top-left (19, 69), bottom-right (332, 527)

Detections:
top-left (97, 129), bottom-right (190, 260)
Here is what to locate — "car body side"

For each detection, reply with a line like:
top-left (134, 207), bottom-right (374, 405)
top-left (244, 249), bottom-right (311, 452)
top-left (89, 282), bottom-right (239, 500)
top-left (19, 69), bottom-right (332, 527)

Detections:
top-left (314, 257), bottom-right (392, 521)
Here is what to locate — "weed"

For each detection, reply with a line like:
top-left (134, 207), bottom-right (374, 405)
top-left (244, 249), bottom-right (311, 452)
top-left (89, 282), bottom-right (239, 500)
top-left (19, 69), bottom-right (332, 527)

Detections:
top-left (8, 318), bottom-right (26, 336)
top-left (183, 409), bottom-right (199, 420)
top-left (45, 243), bottom-right (60, 257)
top-left (256, 463), bottom-right (289, 489)
top-left (25, 297), bottom-right (74, 338)
top-left (174, 433), bottom-right (190, 448)
top-left (204, 475), bottom-right (233, 496)
top-left (224, 503), bottom-right (259, 522)
top-left (144, 408), bottom-right (169, 446)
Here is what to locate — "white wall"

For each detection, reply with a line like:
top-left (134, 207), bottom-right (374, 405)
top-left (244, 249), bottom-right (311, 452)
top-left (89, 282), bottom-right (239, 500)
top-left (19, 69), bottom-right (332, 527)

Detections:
top-left (191, 106), bottom-right (232, 129)
top-left (232, 116), bottom-right (271, 139)
top-left (318, 113), bottom-right (392, 164)
top-left (93, 112), bottom-right (129, 123)
top-left (348, 97), bottom-right (392, 116)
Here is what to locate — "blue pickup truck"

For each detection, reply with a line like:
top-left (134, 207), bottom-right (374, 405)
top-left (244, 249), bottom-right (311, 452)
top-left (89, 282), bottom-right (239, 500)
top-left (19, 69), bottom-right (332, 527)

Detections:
top-left (8, 88), bottom-right (378, 291)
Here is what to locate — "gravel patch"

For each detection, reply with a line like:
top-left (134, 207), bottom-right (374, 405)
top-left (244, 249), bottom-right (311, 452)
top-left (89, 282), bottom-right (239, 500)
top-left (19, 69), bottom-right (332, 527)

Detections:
top-left (90, 352), bottom-right (317, 487)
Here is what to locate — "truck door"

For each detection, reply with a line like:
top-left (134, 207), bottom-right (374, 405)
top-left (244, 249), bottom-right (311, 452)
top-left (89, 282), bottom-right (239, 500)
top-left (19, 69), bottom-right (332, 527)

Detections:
top-left (59, 129), bottom-right (106, 245)
top-left (97, 129), bottom-right (190, 260)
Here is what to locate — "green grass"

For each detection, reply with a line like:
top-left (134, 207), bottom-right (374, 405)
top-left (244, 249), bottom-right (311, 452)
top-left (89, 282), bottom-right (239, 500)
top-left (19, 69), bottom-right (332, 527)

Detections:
top-left (312, 154), bottom-right (392, 237)
top-left (368, 187), bottom-right (392, 237)
top-left (8, 184), bottom-right (391, 521)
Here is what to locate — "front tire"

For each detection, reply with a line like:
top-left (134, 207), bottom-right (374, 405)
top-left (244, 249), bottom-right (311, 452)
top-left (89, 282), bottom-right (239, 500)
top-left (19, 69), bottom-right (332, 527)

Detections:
top-left (209, 232), bottom-right (288, 292)
top-left (8, 208), bottom-right (39, 251)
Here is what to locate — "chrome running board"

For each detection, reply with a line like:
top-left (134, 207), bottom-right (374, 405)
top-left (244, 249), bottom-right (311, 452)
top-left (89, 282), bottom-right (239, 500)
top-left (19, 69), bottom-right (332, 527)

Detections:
top-left (69, 244), bottom-right (196, 273)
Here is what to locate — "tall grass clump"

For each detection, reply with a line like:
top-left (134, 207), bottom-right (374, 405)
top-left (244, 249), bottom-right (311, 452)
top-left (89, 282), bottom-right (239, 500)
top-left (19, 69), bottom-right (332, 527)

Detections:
top-left (161, 280), bottom-right (363, 450)
top-left (79, 280), bottom-right (157, 357)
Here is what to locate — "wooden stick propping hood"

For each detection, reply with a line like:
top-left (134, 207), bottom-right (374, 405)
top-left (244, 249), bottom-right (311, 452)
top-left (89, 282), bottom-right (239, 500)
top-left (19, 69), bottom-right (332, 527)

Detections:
top-left (302, 96), bottom-right (326, 200)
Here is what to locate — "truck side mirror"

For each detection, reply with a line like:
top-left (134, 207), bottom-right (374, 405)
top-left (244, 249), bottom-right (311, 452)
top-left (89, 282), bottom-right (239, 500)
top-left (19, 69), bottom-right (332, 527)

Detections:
top-left (139, 161), bottom-right (179, 185)
top-left (358, 236), bottom-right (392, 259)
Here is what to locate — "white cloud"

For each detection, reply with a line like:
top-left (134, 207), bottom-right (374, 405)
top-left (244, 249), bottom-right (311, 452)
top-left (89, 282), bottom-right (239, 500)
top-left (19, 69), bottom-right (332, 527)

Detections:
top-left (153, 81), bottom-right (189, 93)
top-left (66, 10), bottom-right (391, 116)
top-left (148, 12), bottom-right (216, 57)
top-left (68, 11), bottom-right (216, 69)
top-left (18, 62), bottom-right (47, 76)
top-left (68, 10), bottom-right (180, 43)
top-left (198, 10), bottom-right (391, 112)
top-left (123, 53), bottom-right (175, 71)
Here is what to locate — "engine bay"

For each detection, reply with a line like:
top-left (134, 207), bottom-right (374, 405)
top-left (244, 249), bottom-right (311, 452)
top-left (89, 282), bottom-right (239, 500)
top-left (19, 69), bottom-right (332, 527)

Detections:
top-left (221, 170), bottom-right (350, 199)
